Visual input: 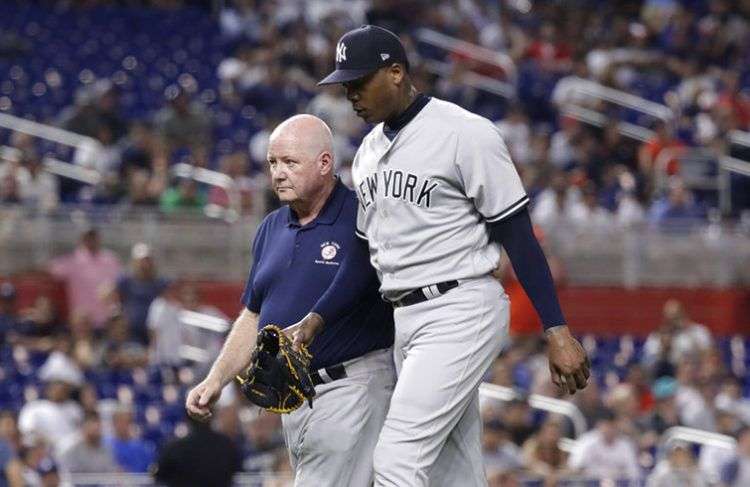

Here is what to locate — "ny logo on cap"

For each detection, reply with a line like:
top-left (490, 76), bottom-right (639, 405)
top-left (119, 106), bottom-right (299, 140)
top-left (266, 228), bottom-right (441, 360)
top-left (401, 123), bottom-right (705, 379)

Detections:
top-left (336, 42), bottom-right (347, 63)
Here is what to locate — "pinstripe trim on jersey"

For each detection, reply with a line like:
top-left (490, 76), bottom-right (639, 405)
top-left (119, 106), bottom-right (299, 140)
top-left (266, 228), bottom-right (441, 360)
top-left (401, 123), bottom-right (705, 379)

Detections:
top-left (355, 228), bottom-right (368, 241)
top-left (484, 195), bottom-right (530, 223)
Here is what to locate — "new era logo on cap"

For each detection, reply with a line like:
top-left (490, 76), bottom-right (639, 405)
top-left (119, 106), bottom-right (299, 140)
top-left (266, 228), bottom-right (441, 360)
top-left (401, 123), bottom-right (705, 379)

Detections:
top-left (318, 25), bottom-right (408, 86)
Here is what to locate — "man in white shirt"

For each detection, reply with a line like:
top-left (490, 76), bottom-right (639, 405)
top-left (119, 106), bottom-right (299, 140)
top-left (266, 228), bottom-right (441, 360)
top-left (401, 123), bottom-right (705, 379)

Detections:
top-left (643, 299), bottom-right (713, 368)
top-left (18, 352), bottom-right (84, 456)
top-left (568, 409), bottom-right (641, 482)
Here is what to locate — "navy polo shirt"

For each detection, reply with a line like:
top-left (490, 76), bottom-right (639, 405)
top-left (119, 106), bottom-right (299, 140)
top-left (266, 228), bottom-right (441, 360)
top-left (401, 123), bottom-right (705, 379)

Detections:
top-left (241, 179), bottom-right (394, 370)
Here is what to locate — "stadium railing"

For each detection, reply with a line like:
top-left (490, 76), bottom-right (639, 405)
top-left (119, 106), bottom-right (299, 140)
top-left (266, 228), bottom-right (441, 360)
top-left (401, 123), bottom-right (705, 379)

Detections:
top-left (1, 209), bottom-right (748, 285)
top-left (0, 113), bottom-right (245, 221)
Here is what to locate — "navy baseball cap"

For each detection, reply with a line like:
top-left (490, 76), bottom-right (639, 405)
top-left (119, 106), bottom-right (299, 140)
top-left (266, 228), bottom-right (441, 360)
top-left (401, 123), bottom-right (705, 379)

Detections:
top-left (318, 25), bottom-right (408, 86)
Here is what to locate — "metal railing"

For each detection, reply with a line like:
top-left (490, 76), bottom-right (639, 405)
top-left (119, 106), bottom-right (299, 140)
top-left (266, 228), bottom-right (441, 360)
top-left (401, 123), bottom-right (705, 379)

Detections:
top-left (479, 383), bottom-right (587, 439)
top-left (0, 114), bottom-right (247, 221)
top-left (415, 28), bottom-right (517, 82)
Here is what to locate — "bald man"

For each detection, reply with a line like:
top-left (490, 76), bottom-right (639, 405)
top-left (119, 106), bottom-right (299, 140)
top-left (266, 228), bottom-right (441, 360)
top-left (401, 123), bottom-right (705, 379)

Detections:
top-left (186, 115), bottom-right (395, 486)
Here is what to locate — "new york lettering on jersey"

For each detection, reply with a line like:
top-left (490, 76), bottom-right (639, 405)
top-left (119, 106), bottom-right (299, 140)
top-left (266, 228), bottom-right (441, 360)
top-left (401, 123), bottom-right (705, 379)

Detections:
top-left (352, 97), bottom-right (529, 294)
top-left (357, 169), bottom-right (439, 210)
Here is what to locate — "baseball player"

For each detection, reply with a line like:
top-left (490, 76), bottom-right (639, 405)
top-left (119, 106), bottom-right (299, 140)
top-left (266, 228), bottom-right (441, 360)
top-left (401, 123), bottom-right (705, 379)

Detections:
top-left (185, 114), bottom-right (395, 486)
top-left (290, 25), bottom-right (590, 487)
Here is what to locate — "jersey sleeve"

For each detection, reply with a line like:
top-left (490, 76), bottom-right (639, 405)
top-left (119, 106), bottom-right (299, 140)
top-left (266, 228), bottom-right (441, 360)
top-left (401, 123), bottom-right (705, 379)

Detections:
top-left (456, 120), bottom-right (529, 223)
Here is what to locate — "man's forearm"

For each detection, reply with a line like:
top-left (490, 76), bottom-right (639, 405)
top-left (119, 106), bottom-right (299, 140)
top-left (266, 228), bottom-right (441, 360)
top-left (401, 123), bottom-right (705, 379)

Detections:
top-left (206, 308), bottom-right (259, 386)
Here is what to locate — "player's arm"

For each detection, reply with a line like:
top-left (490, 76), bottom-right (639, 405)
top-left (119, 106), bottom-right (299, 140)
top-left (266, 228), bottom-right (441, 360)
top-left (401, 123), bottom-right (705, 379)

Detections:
top-left (185, 308), bottom-right (259, 421)
top-left (488, 206), bottom-right (589, 395)
top-left (457, 120), bottom-right (588, 394)
top-left (288, 234), bottom-right (377, 348)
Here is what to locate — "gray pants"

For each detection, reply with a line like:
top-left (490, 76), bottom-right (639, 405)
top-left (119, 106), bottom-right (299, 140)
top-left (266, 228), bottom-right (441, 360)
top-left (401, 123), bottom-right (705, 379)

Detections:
top-left (374, 276), bottom-right (510, 487)
top-left (281, 348), bottom-right (395, 487)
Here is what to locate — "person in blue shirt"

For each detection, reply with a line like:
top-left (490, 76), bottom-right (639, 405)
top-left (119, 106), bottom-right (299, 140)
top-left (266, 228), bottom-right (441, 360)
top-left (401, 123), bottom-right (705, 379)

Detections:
top-left (186, 114), bottom-right (395, 487)
top-left (111, 243), bottom-right (170, 345)
top-left (104, 404), bottom-right (155, 473)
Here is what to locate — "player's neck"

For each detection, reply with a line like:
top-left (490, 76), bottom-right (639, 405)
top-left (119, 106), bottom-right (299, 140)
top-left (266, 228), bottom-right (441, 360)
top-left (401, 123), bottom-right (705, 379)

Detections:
top-left (388, 85), bottom-right (419, 124)
top-left (293, 179), bottom-right (336, 226)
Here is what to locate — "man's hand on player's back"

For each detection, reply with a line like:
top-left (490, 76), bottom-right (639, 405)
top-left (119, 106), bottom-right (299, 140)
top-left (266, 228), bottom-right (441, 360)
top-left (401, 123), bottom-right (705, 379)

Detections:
top-left (545, 325), bottom-right (590, 395)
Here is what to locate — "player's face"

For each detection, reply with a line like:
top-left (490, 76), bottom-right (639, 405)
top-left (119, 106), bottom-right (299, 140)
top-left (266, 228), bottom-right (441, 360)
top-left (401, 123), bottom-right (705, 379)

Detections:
top-left (343, 67), bottom-right (400, 124)
top-left (267, 138), bottom-right (324, 204)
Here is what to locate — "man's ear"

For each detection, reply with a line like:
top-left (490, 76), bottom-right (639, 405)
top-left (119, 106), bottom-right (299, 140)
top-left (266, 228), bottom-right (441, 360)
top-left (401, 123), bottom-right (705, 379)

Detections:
top-left (388, 63), bottom-right (405, 85)
top-left (319, 151), bottom-right (334, 175)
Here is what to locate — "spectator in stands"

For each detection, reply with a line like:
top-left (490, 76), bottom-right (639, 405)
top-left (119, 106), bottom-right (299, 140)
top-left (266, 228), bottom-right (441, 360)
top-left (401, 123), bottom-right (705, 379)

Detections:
top-left (531, 171), bottom-right (581, 228)
top-left (521, 416), bottom-right (569, 483)
top-left (0, 282), bottom-right (18, 345)
top-left (720, 426), bottom-right (750, 487)
top-left (0, 165), bottom-right (23, 205)
top-left (111, 243), bottom-right (169, 345)
top-left (154, 415), bottom-right (241, 487)
top-left (501, 399), bottom-right (536, 447)
top-left (63, 80), bottom-right (126, 142)
top-left (606, 383), bottom-right (641, 439)
top-left (48, 227), bottom-right (122, 329)
top-left (68, 311), bottom-right (103, 370)
top-left (159, 177), bottom-right (206, 214)
top-left (102, 312), bottom-right (148, 370)
top-left (638, 121), bottom-right (684, 181)
top-left (699, 409), bottom-right (741, 483)
top-left (20, 450), bottom-right (58, 487)
top-left (124, 168), bottom-right (164, 207)
top-left (674, 358), bottom-right (716, 431)
top-left (8, 295), bottom-right (62, 354)
top-left (495, 104), bottom-right (531, 167)
top-left (146, 281), bottom-right (186, 367)
top-left (482, 419), bottom-right (523, 476)
top-left (572, 375), bottom-right (607, 430)
top-left (647, 440), bottom-right (710, 487)
top-left (716, 376), bottom-right (750, 426)
top-left (18, 351), bottom-right (83, 455)
top-left (154, 85), bottom-right (212, 166)
top-left (568, 182), bottom-right (612, 229)
top-left (639, 376), bottom-right (682, 446)
top-left (549, 116), bottom-right (580, 169)
top-left (13, 150), bottom-right (58, 212)
top-left (120, 121), bottom-right (157, 178)
top-left (648, 177), bottom-right (706, 227)
top-left (104, 404), bottom-right (154, 473)
top-left (57, 410), bottom-right (118, 476)
top-left (0, 426), bottom-right (22, 487)
top-left (643, 299), bottom-right (712, 369)
top-left (568, 409), bottom-right (640, 481)
top-left (208, 152), bottom-right (256, 215)
top-left (242, 413), bottom-right (284, 474)
top-left (0, 411), bottom-right (21, 454)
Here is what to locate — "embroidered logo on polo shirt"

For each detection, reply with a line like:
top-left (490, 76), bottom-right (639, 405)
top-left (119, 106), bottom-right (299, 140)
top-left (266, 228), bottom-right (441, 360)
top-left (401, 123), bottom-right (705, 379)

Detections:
top-left (315, 241), bottom-right (340, 266)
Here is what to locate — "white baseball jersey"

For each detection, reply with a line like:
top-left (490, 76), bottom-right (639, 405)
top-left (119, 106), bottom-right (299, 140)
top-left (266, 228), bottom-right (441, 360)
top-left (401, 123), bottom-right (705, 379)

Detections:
top-left (351, 97), bottom-right (529, 294)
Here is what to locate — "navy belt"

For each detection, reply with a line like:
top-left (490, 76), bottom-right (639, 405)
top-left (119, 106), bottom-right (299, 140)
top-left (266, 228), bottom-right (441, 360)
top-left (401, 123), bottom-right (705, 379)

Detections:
top-left (391, 280), bottom-right (459, 308)
top-left (310, 363), bottom-right (347, 387)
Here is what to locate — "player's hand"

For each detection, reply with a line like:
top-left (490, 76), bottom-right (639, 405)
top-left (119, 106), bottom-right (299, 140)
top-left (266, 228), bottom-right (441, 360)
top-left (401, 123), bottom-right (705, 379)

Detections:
top-left (545, 325), bottom-right (590, 395)
top-left (284, 312), bottom-right (325, 352)
top-left (185, 377), bottom-right (223, 422)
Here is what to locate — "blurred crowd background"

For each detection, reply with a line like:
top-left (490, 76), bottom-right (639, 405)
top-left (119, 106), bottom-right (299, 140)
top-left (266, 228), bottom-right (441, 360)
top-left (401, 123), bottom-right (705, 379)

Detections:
top-left (0, 0), bottom-right (749, 486)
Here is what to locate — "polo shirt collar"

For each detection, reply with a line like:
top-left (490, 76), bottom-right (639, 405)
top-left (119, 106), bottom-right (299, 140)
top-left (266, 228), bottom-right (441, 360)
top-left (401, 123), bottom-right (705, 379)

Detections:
top-left (286, 177), bottom-right (347, 228)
